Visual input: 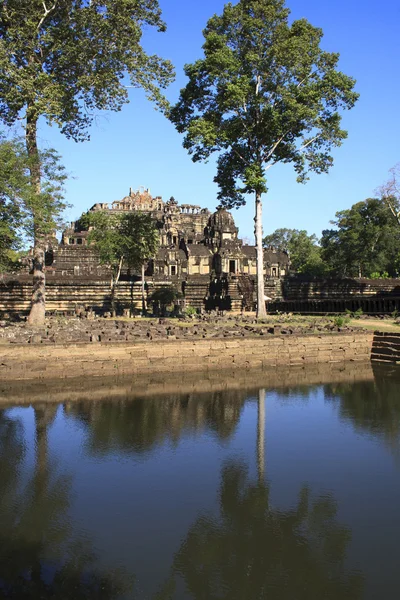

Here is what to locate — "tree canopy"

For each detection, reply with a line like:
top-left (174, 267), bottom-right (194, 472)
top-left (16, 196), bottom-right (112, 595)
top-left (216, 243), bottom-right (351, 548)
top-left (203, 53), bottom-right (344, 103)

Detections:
top-left (263, 227), bottom-right (327, 275)
top-left (0, 0), bottom-right (174, 324)
top-left (81, 210), bottom-right (159, 313)
top-left (0, 137), bottom-right (67, 273)
top-left (0, 0), bottom-right (174, 137)
top-left (321, 198), bottom-right (400, 278)
top-left (170, 0), bottom-right (358, 317)
top-left (0, 138), bottom-right (27, 272)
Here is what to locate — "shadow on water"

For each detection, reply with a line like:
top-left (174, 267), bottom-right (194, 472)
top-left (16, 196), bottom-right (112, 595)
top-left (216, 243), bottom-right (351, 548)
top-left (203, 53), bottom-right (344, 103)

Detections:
top-left (0, 408), bottom-right (133, 599)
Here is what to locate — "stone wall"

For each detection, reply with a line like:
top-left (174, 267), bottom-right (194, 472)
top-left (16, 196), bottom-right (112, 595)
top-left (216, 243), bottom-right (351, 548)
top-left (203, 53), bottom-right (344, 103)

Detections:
top-left (0, 276), bottom-right (175, 315)
top-left (3, 272), bottom-right (400, 316)
top-left (282, 276), bottom-right (400, 299)
top-left (0, 332), bottom-right (373, 381)
top-left (269, 276), bottom-right (400, 314)
top-left (371, 332), bottom-right (400, 363)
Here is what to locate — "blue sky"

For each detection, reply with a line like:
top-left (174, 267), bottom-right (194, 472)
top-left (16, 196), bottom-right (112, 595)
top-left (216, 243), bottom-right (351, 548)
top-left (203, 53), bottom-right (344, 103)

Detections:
top-left (15, 0), bottom-right (400, 241)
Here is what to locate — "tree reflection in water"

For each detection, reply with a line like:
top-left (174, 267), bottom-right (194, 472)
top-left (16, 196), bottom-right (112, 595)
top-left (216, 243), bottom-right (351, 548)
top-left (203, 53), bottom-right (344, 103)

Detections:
top-left (0, 407), bottom-right (132, 599)
top-left (158, 460), bottom-right (363, 600)
top-left (64, 391), bottom-right (247, 455)
top-left (324, 365), bottom-right (400, 455)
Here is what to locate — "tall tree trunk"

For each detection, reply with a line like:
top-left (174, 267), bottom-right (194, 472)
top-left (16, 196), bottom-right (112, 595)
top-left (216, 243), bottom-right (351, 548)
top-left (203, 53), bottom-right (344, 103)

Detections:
top-left (255, 191), bottom-right (267, 318)
top-left (257, 388), bottom-right (265, 484)
top-left (111, 256), bottom-right (124, 317)
top-left (141, 263), bottom-right (146, 315)
top-left (26, 109), bottom-right (45, 326)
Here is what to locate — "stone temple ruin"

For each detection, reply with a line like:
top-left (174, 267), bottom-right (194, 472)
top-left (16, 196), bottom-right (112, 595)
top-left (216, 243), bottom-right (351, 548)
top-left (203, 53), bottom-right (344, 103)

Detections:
top-left (2, 187), bottom-right (400, 316)
top-left (24, 187), bottom-right (289, 313)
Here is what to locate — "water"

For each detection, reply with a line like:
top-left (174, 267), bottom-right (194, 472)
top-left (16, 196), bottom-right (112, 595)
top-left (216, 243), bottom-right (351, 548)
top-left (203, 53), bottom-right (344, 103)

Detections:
top-left (1, 363), bottom-right (400, 599)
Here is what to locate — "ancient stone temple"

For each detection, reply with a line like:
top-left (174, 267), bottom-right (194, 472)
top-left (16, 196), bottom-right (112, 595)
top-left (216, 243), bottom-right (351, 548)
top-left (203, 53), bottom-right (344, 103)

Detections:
top-left (60, 187), bottom-right (289, 280)
top-left (0, 188), bottom-right (290, 314)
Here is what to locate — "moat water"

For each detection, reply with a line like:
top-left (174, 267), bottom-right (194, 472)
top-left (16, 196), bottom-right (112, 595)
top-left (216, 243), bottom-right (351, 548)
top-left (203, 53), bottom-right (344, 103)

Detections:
top-left (1, 363), bottom-right (400, 599)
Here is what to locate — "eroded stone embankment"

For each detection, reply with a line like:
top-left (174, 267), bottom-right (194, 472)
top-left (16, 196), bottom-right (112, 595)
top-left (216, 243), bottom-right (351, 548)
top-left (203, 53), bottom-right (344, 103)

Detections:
top-left (0, 332), bottom-right (373, 382)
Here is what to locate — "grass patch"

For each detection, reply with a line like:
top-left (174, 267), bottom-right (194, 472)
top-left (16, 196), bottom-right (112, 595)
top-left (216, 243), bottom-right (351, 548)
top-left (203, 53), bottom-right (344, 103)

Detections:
top-left (350, 318), bottom-right (400, 333)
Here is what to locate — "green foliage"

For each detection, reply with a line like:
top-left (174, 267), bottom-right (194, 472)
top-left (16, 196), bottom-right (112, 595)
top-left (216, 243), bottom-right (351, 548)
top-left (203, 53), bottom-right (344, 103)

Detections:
top-left (0, 1), bottom-right (174, 138)
top-left (82, 211), bottom-right (159, 281)
top-left (0, 136), bottom-right (67, 272)
top-left (23, 146), bottom-right (68, 240)
top-left (333, 315), bottom-right (351, 328)
top-left (264, 227), bottom-right (328, 275)
top-left (0, 138), bottom-right (27, 271)
top-left (0, 0), bottom-right (174, 321)
top-left (263, 228), bottom-right (296, 253)
top-left (345, 308), bottom-right (363, 319)
top-left (184, 305), bottom-right (197, 317)
top-left (170, 0), bottom-right (358, 207)
top-left (369, 271), bottom-right (390, 279)
top-left (321, 198), bottom-right (400, 278)
top-left (150, 286), bottom-right (180, 312)
top-left (170, 0), bottom-right (358, 316)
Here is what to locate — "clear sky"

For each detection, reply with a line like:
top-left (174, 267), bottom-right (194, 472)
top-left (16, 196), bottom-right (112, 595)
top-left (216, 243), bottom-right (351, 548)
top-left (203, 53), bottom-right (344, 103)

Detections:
top-left (15, 0), bottom-right (400, 242)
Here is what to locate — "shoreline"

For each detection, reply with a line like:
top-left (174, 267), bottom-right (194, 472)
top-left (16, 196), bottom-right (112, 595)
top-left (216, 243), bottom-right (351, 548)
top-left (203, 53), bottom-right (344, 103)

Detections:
top-left (0, 332), bottom-right (374, 382)
top-left (0, 360), bottom-right (377, 407)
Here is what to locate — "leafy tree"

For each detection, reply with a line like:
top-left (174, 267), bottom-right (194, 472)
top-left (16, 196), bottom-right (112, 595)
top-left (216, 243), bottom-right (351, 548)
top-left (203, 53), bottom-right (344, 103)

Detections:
top-left (0, 137), bottom-right (67, 275)
top-left (0, 138), bottom-right (27, 271)
top-left (263, 227), bottom-right (328, 275)
top-left (321, 198), bottom-right (400, 278)
top-left (149, 285), bottom-right (181, 316)
top-left (263, 227), bottom-right (297, 253)
top-left (289, 230), bottom-right (327, 275)
top-left (0, 0), bottom-right (174, 324)
top-left (82, 211), bottom-right (159, 315)
top-left (169, 0), bottom-right (358, 318)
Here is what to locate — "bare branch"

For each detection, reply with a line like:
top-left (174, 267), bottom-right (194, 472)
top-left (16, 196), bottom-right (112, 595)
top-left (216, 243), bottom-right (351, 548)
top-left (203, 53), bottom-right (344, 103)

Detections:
top-left (263, 133), bottom-right (287, 162)
top-left (37, 1), bottom-right (58, 31)
top-left (255, 75), bottom-right (261, 96)
top-left (298, 134), bottom-right (321, 153)
top-left (376, 163), bottom-right (400, 226)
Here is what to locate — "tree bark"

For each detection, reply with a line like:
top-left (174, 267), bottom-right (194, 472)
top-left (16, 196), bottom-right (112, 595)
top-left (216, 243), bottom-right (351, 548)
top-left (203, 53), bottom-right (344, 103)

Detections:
top-left (111, 256), bottom-right (124, 316)
top-left (141, 263), bottom-right (146, 315)
top-left (255, 191), bottom-right (267, 318)
top-left (26, 109), bottom-right (46, 326)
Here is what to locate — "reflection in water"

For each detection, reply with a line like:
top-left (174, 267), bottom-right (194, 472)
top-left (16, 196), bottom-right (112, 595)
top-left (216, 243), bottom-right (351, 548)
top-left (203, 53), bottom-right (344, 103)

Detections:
top-left (325, 365), bottom-right (400, 453)
top-left (64, 391), bottom-right (247, 455)
top-left (257, 389), bottom-right (266, 483)
top-left (1, 364), bottom-right (400, 599)
top-left (159, 461), bottom-right (363, 600)
top-left (0, 407), bottom-right (132, 598)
